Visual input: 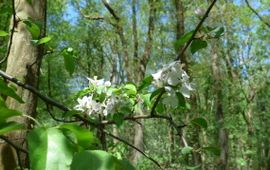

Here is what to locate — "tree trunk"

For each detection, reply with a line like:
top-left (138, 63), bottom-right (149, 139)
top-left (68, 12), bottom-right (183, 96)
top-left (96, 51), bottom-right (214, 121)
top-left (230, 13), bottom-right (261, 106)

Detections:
top-left (0, 0), bottom-right (46, 169)
top-left (136, 0), bottom-right (156, 81)
top-left (211, 44), bottom-right (229, 170)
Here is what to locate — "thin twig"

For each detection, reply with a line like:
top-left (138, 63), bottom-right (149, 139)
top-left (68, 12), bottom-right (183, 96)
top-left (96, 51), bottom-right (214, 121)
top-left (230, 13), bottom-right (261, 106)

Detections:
top-left (105, 131), bottom-right (163, 169)
top-left (0, 0), bottom-right (16, 64)
top-left (245, 0), bottom-right (270, 28)
top-left (0, 135), bottom-right (28, 154)
top-left (176, 0), bottom-right (217, 61)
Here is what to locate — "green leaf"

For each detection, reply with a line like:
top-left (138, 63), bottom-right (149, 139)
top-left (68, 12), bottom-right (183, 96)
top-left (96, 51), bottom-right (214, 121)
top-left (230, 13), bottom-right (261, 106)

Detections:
top-left (156, 102), bottom-right (165, 113)
top-left (0, 30), bottom-right (8, 37)
top-left (190, 39), bottom-right (207, 54)
top-left (0, 122), bottom-right (24, 135)
top-left (202, 146), bottom-right (220, 156)
top-left (27, 127), bottom-right (74, 170)
top-left (150, 88), bottom-right (164, 101)
top-left (63, 48), bottom-right (75, 76)
top-left (0, 97), bottom-right (7, 108)
top-left (71, 150), bottom-right (131, 170)
top-left (176, 92), bottom-right (186, 108)
top-left (37, 36), bottom-right (52, 45)
top-left (175, 30), bottom-right (194, 49)
top-left (23, 20), bottom-right (40, 39)
top-left (138, 76), bottom-right (153, 91)
top-left (59, 124), bottom-right (98, 149)
top-left (181, 146), bottom-right (193, 155)
top-left (112, 113), bottom-right (125, 127)
top-left (141, 93), bottom-right (151, 107)
top-left (123, 83), bottom-right (137, 95)
top-left (0, 79), bottom-right (24, 103)
top-left (191, 117), bottom-right (208, 129)
top-left (0, 107), bottom-right (22, 123)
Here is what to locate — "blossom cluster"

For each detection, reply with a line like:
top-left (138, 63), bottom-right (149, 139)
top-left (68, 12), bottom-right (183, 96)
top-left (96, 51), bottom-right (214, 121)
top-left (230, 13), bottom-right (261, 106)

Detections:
top-left (74, 77), bottom-right (120, 116)
top-left (152, 61), bottom-right (194, 107)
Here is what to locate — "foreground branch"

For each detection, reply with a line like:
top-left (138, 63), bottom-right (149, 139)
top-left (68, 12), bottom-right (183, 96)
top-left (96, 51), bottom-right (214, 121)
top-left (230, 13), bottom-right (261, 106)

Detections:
top-left (176, 0), bottom-right (217, 60)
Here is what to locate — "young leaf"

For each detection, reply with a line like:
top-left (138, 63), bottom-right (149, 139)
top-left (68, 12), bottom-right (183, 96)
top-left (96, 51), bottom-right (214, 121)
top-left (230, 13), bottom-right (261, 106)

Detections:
top-left (0, 30), bottom-right (8, 37)
top-left (123, 83), bottom-right (137, 95)
top-left (23, 20), bottom-right (40, 39)
top-left (62, 48), bottom-right (75, 76)
top-left (190, 39), bottom-right (207, 54)
top-left (27, 127), bottom-right (74, 170)
top-left (150, 87), bottom-right (164, 101)
top-left (0, 122), bottom-right (24, 135)
top-left (191, 117), bottom-right (208, 129)
top-left (175, 30), bottom-right (194, 49)
top-left (0, 79), bottom-right (24, 103)
top-left (138, 75), bottom-right (153, 91)
top-left (37, 36), bottom-right (52, 45)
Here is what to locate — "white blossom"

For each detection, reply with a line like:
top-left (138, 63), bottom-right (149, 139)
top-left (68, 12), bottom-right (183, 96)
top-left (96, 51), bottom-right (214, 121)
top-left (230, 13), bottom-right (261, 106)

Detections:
top-left (152, 61), bottom-right (194, 98)
top-left (87, 76), bottom-right (111, 87)
top-left (103, 96), bottom-right (119, 116)
top-left (74, 95), bottom-right (102, 116)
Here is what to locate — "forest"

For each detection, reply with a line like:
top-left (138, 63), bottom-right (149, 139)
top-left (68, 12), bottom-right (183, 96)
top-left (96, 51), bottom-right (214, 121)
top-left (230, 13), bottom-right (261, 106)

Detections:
top-left (0, 0), bottom-right (269, 170)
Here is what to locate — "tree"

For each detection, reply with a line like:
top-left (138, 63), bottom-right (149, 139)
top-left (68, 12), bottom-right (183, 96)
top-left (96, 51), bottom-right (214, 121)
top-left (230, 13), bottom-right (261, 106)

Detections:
top-left (0, 0), bottom-right (46, 169)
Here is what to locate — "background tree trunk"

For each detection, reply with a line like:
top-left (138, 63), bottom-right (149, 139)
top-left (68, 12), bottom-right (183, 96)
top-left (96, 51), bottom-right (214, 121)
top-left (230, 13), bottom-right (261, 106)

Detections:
top-left (131, 0), bottom-right (157, 165)
top-left (0, 0), bottom-right (46, 169)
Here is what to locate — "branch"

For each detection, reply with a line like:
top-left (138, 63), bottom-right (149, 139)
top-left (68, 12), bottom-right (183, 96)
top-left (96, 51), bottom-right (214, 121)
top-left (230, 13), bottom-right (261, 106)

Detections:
top-left (0, 70), bottom-right (69, 111)
top-left (0, 0), bottom-right (16, 64)
top-left (101, 0), bottom-right (120, 21)
top-left (245, 0), bottom-right (270, 28)
top-left (0, 69), bottom-right (187, 131)
top-left (104, 131), bottom-right (163, 169)
top-left (101, 114), bottom-right (186, 131)
top-left (176, 0), bottom-right (217, 61)
top-left (0, 135), bottom-right (28, 154)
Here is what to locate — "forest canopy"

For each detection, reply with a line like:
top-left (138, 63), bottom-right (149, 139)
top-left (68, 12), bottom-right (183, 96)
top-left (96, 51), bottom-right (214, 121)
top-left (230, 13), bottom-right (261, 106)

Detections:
top-left (0, 0), bottom-right (269, 170)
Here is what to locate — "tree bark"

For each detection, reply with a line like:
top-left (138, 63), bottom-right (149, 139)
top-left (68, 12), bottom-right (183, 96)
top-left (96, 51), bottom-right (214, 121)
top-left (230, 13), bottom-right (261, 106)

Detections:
top-left (0, 0), bottom-right (46, 169)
